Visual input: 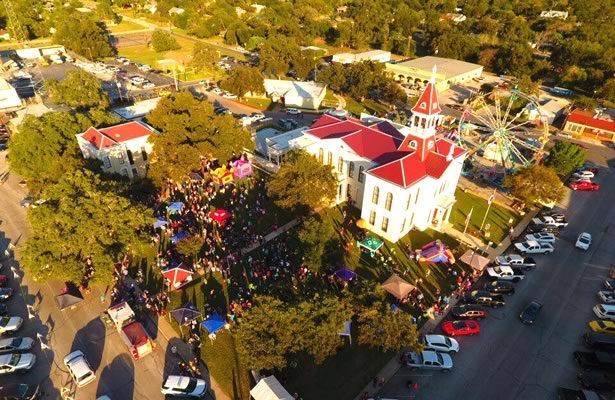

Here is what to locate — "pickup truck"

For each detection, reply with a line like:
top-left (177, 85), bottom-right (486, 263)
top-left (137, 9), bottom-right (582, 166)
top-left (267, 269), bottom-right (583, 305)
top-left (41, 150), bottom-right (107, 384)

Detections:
top-left (461, 290), bottom-right (506, 308)
top-left (532, 215), bottom-right (568, 228)
top-left (405, 350), bottom-right (453, 371)
top-left (495, 254), bottom-right (537, 270)
top-left (107, 302), bottom-right (156, 360)
top-left (574, 351), bottom-right (615, 369)
top-left (514, 240), bottom-right (554, 255)
top-left (485, 266), bottom-right (525, 282)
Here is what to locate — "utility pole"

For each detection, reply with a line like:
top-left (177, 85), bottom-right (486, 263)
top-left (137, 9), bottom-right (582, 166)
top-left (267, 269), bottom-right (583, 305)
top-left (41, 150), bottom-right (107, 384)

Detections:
top-left (480, 189), bottom-right (496, 231)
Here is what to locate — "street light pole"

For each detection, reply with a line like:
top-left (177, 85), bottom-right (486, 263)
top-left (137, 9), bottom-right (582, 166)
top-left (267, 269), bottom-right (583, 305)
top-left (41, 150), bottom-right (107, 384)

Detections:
top-left (480, 189), bottom-right (496, 231)
top-left (10, 266), bottom-right (34, 319)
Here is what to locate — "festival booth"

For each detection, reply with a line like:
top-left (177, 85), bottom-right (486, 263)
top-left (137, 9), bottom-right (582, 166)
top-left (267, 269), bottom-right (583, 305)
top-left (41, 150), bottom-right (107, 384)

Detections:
top-left (357, 235), bottom-right (384, 256)
top-left (189, 172), bottom-right (206, 182)
top-left (231, 159), bottom-right (253, 179)
top-left (334, 267), bottom-right (357, 282)
top-left (209, 209), bottom-right (232, 226)
top-left (168, 202), bottom-right (184, 214)
top-left (162, 264), bottom-right (194, 290)
top-left (170, 231), bottom-right (190, 244)
top-left (460, 249), bottom-right (490, 272)
top-left (211, 167), bottom-right (234, 186)
top-left (250, 376), bottom-right (293, 400)
top-left (55, 283), bottom-right (84, 311)
top-left (337, 320), bottom-right (352, 345)
top-left (201, 313), bottom-right (227, 341)
top-left (153, 219), bottom-right (167, 229)
top-left (416, 240), bottom-right (455, 264)
top-left (381, 274), bottom-right (416, 300)
top-left (170, 302), bottom-right (201, 334)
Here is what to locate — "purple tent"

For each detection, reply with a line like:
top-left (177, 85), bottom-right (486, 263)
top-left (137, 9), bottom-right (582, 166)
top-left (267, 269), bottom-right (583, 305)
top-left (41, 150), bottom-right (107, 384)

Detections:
top-left (335, 267), bottom-right (357, 282)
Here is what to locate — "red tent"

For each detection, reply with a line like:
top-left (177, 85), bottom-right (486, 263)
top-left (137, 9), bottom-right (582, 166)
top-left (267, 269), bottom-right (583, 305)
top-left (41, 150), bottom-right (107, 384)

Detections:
top-left (209, 209), bottom-right (232, 226)
top-left (162, 264), bottom-right (194, 290)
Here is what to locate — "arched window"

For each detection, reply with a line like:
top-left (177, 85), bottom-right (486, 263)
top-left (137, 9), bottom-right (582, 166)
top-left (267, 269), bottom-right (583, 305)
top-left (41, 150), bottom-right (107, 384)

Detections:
top-left (372, 186), bottom-right (380, 204)
top-left (348, 162), bottom-right (355, 178)
top-left (385, 192), bottom-right (393, 211)
top-left (318, 148), bottom-right (324, 163)
top-left (358, 166), bottom-right (365, 183)
top-left (327, 151), bottom-right (333, 165)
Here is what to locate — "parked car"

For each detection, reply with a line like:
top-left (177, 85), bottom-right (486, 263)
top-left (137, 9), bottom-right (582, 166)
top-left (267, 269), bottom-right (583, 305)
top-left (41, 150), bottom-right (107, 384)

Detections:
top-left (142, 82), bottom-right (155, 89)
top-left (571, 180), bottom-right (600, 191)
top-left (532, 216), bottom-right (568, 228)
top-left (519, 301), bottom-right (542, 324)
top-left (0, 275), bottom-right (7, 287)
top-left (577, 370), bottom-right (615, 391)
top-left (574, 350), bottom-right (615, 369)
top-left (573, 170), bottom-right (595, 180)
top-left (606, 279), bottom-right (615, 290)
top-left (589, 320), bottom-right (615, 335)
top-left (405, 350), bottom-right (453, 371)
top-left (450, 304), bottom-right (487, 319)
top-left (576, 233), bottom-right (592, 250)
top-left (495, 254), bottom-right (537, 270)
top-left (514, 240), bottom-right (554, 255)
top-left (598, 291), bottom-right (615, 304)
top-left (584, 332), bottom-right (615, 351)
top-left (0, 288), bottom-right (13, 302)
top-left (484, 280), bottom-right (515, 295)
top-left (526, 224), bottom-right (561, 236)
top-left (222, 92), bottom-right (237, 99)
top-left (461, 290), bottom-right (506, 308)
top-left (0, 304), bottom-right (7, 316)
top-left (557, 387), bottom-right (602, 400)
top-left (486, 266), bottom-right (525, 282)
top-left (0, 353), bottom-right (36, 375)
top-left (137, 64), bottom-right (152, 72)
top-left (0, 337), bottom-right (34, 355)
top-left (524, 233), bottom-right (556, 244)
top-left (593, 304), bottom-right (615, 321)
top-left (441, 320), bottom-right (480, 336)
top-left (0, 317), bottom-right (23, 336)
top-left (420, 334), bottom-right (459, 354)
top-left (161, 375), bottom-right (208, 397)
top-left (64, 350), bottom-right (96, 387)
top-left (250, 112), bottom-right (266, 121)
top-left (0, 383), bottom-right (40, 399)
top-left (286, 108), bottom-right (301, 115)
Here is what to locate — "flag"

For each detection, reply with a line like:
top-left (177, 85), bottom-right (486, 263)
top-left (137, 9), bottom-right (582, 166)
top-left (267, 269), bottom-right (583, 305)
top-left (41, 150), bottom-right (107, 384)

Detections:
top-left (465, 207), bottom-right (474, 228)
top-left (488, 190), bottom-right (496, 205)
top-left (37, 333), bottom-right (50, 350)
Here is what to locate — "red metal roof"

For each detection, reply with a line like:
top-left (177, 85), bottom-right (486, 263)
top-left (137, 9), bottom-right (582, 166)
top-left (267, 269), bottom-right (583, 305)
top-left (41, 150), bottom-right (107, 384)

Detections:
top-left (122, 321), bottom-right (150, 346)
top-left (80, 122), bottom-right (153, 150)
top-left (411, 81), bottom-right (441, 116)
top-left (566, 110), bottom-right (615, 133)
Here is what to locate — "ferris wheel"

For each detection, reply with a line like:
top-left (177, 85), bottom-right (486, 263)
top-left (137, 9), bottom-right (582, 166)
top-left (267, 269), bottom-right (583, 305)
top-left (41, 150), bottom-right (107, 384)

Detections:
top-left (456, 87), bottom-right (550, 170)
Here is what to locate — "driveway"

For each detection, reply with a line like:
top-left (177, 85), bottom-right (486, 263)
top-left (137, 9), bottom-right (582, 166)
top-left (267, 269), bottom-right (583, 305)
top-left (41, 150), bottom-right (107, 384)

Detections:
top-left (379, 142), bottom-right (615, 400)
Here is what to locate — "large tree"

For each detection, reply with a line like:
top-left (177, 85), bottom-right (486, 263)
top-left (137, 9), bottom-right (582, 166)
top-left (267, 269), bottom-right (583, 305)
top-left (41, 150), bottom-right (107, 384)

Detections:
top-left (544, 141), bottom-right (586, 176)
top-left (8, 112), bottom-right (92, 193)
top-left (22, 170), bottom-right (153, 284)
top-left (298, 215), bottom-right (336, 273)
top-left (220, 66), bottom-right (264, 98)
top-left (54, 14), bottom-right (114, 59)
top-left (504, 164), bottom-right (565, 205)
top-left (190, 43), bottom-right (219, 72)
top-left (146, 92), bottom-right (253, 185)
top-left (267, 150), bottom-right (337, 212)
top-left (151, 30), bottom-right (181, 52)
top-left (45, 69), bottom-right (110, 110)
top-left (357, 303), bottom-right (423, 352)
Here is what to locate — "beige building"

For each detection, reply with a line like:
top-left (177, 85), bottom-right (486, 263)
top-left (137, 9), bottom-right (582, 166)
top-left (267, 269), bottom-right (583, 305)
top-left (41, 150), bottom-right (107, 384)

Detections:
top-left (76, 121), bottom-right (155, 179)
top-left (386, 56), bottom-right (483, 91)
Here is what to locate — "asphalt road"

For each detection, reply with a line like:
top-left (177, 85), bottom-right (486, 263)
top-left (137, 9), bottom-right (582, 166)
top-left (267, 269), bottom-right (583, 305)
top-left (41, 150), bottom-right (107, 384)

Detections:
top-left (0, 153), bottom-right (173, 400)
top-left (380, 142), bottom-right (615, 400)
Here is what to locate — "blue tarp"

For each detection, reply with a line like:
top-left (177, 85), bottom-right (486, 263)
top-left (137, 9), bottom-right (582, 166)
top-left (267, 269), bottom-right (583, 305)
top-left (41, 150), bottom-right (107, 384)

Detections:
top-left (170, 231), bottom-right (189, 244)
top-left (334, 267), bottom-right (356, 282)
top-left (168, 202), bottom-right (184, 212)
top-left (171, 302), bottom-right (201, 326)
top-left (153, 219), bottom-right (167, 229)
top-left (201, 313), bottom-right (226, 334)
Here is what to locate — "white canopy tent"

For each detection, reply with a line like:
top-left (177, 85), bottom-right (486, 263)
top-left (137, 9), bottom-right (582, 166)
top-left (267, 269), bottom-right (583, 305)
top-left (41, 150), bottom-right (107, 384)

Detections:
top-left (250, 376), bottom-right (293, 400)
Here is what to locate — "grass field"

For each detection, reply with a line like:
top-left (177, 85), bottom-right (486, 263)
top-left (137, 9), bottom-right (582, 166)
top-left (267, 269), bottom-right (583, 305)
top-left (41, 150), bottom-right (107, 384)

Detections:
top-left (450, 189), bottom-right (521, 244)
top-left (106, 20), bottom-right (143, 33)
top-left (237, 97), bottom-right (274, 110)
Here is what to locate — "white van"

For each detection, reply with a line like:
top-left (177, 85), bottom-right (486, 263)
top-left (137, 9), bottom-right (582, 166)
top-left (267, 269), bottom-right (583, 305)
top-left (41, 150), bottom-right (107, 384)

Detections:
top-left (593, 304), bottom-right (615, 321)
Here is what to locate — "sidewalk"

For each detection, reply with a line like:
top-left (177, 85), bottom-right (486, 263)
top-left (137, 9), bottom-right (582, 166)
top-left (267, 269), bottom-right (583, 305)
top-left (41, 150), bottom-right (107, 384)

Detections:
top-left (240, 218), bottom-right (300, 255)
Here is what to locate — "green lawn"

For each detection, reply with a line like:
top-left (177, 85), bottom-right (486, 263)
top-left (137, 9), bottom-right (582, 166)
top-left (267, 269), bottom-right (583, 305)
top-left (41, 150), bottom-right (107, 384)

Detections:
top-left (237, 97), bottom-right (274, 110)
top-left (450, 189), bottom-right (521, 244)
top-left (361, 99), bottom-right (390, 116)
top-left (106, 19), bottom-right (143, 33)
top-left (344, 96), bottom-right (366, 116)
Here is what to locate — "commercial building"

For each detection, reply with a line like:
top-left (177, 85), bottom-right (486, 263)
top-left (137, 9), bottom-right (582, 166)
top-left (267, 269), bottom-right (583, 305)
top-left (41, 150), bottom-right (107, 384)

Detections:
top-left (562, 109), bottom-right (615, 142)
top-left (386, 56), bottom-right (483, 91)
top-left (112, 97), bottom-right (161, 121)
top-left (263, 79), bottom-right (327, 110)
top-left (0, 77), bottom-right (22, 111)
top-left (76, 121), bottom-right (155, 179)
top-left (331, 50), bottom-right (392, 64)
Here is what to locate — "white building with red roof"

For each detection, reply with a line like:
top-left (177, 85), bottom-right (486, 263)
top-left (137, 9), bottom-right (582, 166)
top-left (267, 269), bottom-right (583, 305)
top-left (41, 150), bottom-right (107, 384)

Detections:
top-left (562, 109), bottom-right (615, 142)
top-left (75, 121), bottom-right (155, 179)
top-left (299, 69), bottom-right (466, 242)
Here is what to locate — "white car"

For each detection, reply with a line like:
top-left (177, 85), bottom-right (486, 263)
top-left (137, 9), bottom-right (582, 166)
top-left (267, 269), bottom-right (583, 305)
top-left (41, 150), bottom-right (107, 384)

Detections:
top-left (514, 240), bottom-right (554, 254)
top-left (286, 108), bottom-right (301, 115)
top-left (0, 337), bottom-right (34, 354)
top-left (573, 170), bottom-right (595, 180)
top-left (421, 335), bottom-right (459, 354)
top-left (222, 92), bottom-right (237, 99)
top-left (0, 353), bottom-right (36, 375)
top-left (524, 233), bottom-right (556, 244)
top-left (0, 317), bottom-right (23, 336)
top-left (576, 232), bottom-right (592, 250)
top-left (250, 112), bottom-right (266, 121)
top-left (138, 64), bottom-right (152, 72)
top-left (142, 82), bottom-right (156, 89)
top-left (64, 350), bottom-right (96, 387)
top-left (161, 375), bottom-right (208, 397)
top-left (598, 291), bottom-right (615, 304)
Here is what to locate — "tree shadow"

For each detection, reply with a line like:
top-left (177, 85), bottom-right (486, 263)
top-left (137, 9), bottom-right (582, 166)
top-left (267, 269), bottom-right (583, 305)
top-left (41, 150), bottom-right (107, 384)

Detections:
top-left (96, 353), bottom-right (135, 400)
top-left (69, 317), bottom-right (107, 371)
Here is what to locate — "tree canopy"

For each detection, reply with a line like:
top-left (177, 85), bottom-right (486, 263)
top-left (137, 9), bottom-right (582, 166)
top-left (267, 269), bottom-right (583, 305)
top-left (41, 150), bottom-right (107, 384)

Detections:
top-left (146, 92), bottom-right (253, 185)
top-left (45, 69), bottom-right (110, 110)
top-left (220, 66), bottom-right (265, 98)
top-left (267, 149), bottom-right (337, 212)
top-left (191, 43), bottom-right (219, 72)
top-left (298, 215), bottom-right (337, 273)
top-left (22, 169), bottom-right (153, 285)
top-left (544, 141), bottom-right (586, 176)
top-left (357, 303), bottom-right (423, 352)
top-left (504, 164), bottom-right (565, 205)
top-left (54, 14), bottom-right (114, 59)
top-left (151, 30), bottom-right (181, 52)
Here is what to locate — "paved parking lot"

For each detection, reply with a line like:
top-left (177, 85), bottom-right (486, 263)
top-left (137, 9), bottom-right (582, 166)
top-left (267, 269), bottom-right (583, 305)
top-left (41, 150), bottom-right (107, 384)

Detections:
top-left (379, 142), bottom-right (615, 400)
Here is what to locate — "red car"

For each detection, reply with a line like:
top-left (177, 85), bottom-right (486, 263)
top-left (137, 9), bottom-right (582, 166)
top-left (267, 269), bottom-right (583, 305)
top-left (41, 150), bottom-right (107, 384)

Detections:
top-left (441, 320), bottom-right (480, 336)
top-left (570, 180), bottom-right (600, 191)
top-left (0, 275), bottom-right (7, 287)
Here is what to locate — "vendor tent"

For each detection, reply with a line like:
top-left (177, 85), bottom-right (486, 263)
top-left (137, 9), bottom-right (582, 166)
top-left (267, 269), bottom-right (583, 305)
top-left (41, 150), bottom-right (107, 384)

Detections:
top-left (357, 235), bottom-right (384, 252)
top-left (162, 264), bottom-right (194, 290)
top-left (171, 302), bottom-right (201, 325)
top-left (201, 313), bottom-right (226, 334)
top-left (460, 250), bottom-right (490, 272)
top-left (334, 267), bottom-right (356, 282)
top-left (168, 202), bottom-right (184, 213)
top-left (250, 376), bottom-right (293, 400)
top-left (153, 219), bottom-right (167, 229)
top-left (209, 209), bottom-right (232, 225)
top-left (170, 231), bottom-right (189, 244)
top-left (337, 320), bottom-right (352, 345)
top-left (56, 284), bottom-right (84, 310)
top-left (382, 274), bottom-right (416, 300)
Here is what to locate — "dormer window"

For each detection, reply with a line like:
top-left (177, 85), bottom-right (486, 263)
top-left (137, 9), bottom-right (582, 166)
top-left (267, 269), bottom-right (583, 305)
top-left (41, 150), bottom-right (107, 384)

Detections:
top-left (419, 102), bottom-right (426, 109)
top-left (408, 140), bottom-right (417, 149)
